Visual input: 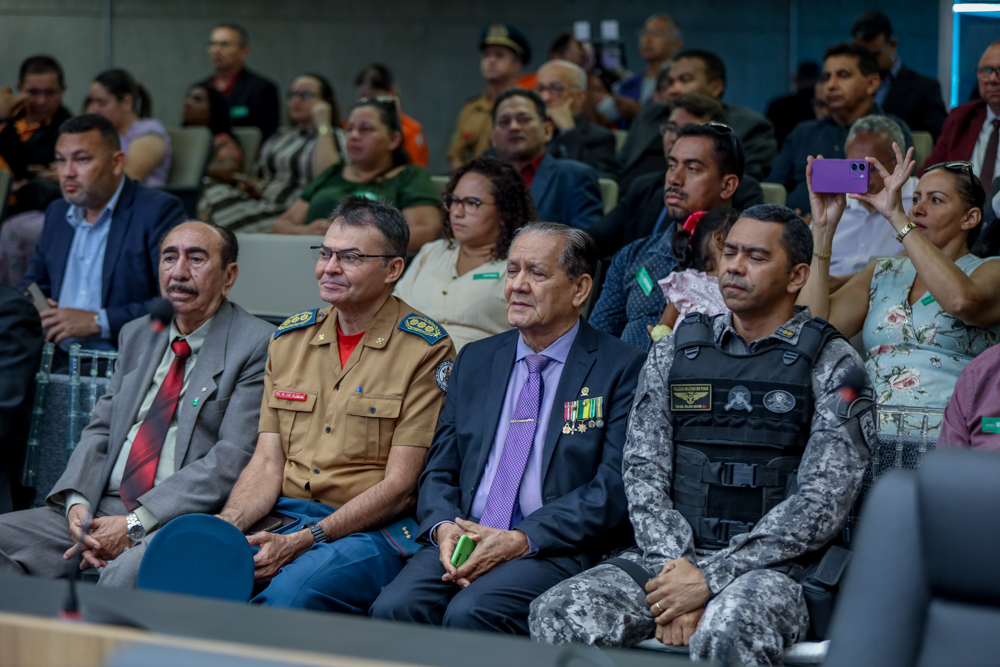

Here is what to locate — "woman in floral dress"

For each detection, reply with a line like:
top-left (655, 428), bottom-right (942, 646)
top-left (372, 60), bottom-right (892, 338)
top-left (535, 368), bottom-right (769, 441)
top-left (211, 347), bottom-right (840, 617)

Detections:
top-left (800, 144), bottom-right (1000, 435)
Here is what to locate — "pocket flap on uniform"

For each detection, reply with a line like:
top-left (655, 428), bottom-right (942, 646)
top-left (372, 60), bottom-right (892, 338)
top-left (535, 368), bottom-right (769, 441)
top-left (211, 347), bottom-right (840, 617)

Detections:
top-left (267, 387), bottom-right (318, 412)
top-left (347, 394), bottom-right (402, 419)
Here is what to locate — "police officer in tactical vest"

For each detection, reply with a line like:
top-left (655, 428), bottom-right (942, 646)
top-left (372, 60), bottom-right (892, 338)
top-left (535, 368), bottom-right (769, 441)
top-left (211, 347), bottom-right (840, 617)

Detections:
top-left (530, 204), bottom-right (875, 665)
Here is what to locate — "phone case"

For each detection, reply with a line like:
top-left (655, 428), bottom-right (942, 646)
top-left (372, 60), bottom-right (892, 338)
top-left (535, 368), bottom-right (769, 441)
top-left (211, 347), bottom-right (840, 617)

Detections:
top-left (451, 534), bottom-right (476, 568)
top-left (811, 159), bottom-right (870, 194)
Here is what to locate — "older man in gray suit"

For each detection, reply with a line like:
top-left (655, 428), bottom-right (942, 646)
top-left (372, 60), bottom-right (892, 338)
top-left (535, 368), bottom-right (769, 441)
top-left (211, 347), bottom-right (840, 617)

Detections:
top-left (0, 220), bottom-right (274, 586)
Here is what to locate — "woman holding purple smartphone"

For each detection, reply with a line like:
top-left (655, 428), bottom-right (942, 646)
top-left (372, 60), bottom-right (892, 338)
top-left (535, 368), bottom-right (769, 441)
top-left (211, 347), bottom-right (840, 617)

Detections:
top-left (799, 143), bottom-right (1000, 436)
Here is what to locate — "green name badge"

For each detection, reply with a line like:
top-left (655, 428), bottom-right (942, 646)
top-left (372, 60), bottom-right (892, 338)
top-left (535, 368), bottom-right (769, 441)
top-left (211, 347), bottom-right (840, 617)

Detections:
top-left (473, 272), bottom-right (500, 280)
top-left (635, 266), bottom-right (654, 296)
top-left (983, 417), bottom-right (1000, 433)
top-left (230, 105), bottom-right (250, 119)
top-left (920, 294), bottom-right (936, 306)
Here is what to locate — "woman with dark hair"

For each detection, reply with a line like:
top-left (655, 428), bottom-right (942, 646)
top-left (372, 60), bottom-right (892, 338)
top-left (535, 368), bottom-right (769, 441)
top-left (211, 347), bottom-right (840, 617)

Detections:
top-left (199, 74), bottom-right (346, 231)
top-left (86, 69), bottom-right (172, 186)
top-left (272, 98), bottom-right (440, 251)
top-left (648, 207), bottom-right (739, 342)
top-left (182, 83), bottom-right (244, 183)
top-left (393, 156), bottom-right (534, 350)
top-left (354, 63), bottom-right (429, 168)
top-left (802, 144), bottom-right (1000, 434)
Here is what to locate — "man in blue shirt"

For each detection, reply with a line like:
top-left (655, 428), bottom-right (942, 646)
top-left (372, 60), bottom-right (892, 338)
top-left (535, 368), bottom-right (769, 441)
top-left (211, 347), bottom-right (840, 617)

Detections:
top-left (767, 42), bottom-right (912, 212)
top-left (589, 123), bottom-right (741, 351)
top-left (21, 114), bottom-right (186, 355)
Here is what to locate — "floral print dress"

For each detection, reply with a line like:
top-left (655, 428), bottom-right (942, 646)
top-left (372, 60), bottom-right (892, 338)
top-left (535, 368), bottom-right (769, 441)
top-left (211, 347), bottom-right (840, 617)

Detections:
top-left (864, 254), bottom-right (1000, 434)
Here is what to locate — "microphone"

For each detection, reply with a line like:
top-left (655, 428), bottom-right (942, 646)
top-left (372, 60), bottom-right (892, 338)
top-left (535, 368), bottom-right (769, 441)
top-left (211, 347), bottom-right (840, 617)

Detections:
top-left (59, 510), bottom-right (92, 621)
top-left (148, 298), bottom-right (174, 334)
top-left (837, 367), bottom-right (868, 404)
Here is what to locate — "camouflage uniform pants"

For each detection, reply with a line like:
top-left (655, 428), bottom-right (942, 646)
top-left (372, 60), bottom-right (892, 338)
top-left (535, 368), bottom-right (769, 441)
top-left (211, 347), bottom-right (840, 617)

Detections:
top-left (529, 555), bottom-right (809, 666)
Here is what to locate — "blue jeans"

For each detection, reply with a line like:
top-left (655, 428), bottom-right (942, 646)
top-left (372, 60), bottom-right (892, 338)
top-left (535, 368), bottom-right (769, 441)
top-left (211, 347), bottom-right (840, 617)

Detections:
top-left (250, 497), bottom-right (407, 613)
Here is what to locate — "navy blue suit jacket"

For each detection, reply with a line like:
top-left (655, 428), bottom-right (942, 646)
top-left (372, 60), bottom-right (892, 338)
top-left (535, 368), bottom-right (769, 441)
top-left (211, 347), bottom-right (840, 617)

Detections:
top-left (417, 318), bottom-right (646, 567)
top-left (531, 153), bottom-right (604, 231)
top-left (20, 177), bottom-right (186, 344)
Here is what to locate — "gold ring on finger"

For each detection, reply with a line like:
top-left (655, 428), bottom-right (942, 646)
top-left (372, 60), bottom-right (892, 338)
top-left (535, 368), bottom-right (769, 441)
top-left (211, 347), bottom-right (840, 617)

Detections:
top-left (654, 601), bottom-right (663, 613)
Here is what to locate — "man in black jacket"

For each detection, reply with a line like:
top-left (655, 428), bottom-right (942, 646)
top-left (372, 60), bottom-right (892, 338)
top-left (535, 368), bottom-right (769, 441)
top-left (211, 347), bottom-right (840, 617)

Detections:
top-left (0, 285), bottom-right (42, 513)
top-left (197, 23), bottom-right (280, 140)
top-left (852, 10), bottom-right (946, 140)
top-left (538, 60), bottom-right (618, 179)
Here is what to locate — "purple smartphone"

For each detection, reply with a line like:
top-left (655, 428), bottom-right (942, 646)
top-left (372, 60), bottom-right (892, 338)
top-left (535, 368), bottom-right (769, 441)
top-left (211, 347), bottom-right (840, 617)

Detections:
top-left (811, 159), bottom-right (870, 194)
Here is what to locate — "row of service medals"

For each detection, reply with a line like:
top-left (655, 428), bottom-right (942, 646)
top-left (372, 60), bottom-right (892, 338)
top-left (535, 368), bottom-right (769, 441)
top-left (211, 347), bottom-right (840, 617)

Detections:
top-left (563, 396), bottom-right (604, 434)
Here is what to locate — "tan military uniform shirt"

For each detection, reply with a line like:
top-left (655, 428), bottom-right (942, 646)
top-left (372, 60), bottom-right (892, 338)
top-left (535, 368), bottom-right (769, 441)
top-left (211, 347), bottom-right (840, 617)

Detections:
top-left (258, 296), bottom-right (456, 508)
top-left (447, 92), bottom-right (494, 170)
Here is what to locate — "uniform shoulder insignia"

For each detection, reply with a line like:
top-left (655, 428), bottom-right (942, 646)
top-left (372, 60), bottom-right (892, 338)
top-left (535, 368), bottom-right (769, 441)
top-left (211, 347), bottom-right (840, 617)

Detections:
top-left (274, 309), bottom-right (319, 339)
top-left (399, 313), bottom-right (449, 344)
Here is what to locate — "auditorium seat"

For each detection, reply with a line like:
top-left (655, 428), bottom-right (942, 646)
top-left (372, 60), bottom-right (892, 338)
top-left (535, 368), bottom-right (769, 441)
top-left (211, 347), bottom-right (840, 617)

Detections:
top-left (163, 127), bottom-right (213, 217)
top-left (232, 126), bottom-right (263, 173)
top-left (911, 131), bottom-right (933, 170)
top-left (825, 449), bottom-right (1000, 667)
top-left (227, 233), bottom-right (326, 322)
top-left (599, 178), bottom-right (619, 214)
top-left (760, 182), bottom-right (787, 206)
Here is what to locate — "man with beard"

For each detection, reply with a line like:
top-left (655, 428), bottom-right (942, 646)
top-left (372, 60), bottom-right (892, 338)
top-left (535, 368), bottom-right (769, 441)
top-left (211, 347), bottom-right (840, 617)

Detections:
top-left (531, 205), bottom-right (873, 665)
top-left (491, 89), bottom-right (603, 230)
top-left (588, 124), bottom-right (741, 350)
top-left (0, 220), bottom-right (275, 587)
top-left (19, 114), bottom-right (186, 360)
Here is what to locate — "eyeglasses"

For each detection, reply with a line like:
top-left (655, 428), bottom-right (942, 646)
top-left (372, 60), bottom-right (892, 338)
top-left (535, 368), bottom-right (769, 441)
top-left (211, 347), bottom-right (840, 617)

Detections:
top-left (443, 194), bottom-right (496, 212)
top-left (207, 40), bottom-right (240, 49)
top-left (311, 246), bottom-right (400, 268)
top-left (704, 121), bottom-right (741, 157)
top-left (977, 66), bottom-right (1000, 81)
top-left (925, 160), bottom-right (975, 179)
top-left (659, 122), bottom-right (679, 136)
top-left (535, 82), bottom-right (573, 95)
top-left (287, 91), bottom-right (318, 101)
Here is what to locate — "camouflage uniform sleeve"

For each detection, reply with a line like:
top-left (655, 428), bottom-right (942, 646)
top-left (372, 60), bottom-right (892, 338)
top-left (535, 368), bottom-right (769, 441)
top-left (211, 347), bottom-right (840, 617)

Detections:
top-left (697, 338), bottom-right (873, 595)
top-left (622, 334), bottom-right (698, 566)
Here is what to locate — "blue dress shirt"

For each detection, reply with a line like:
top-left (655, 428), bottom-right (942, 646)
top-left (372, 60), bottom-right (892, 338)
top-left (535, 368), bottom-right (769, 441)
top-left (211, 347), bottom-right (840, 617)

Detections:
top-left (57, 177), bottom-right (126, 345)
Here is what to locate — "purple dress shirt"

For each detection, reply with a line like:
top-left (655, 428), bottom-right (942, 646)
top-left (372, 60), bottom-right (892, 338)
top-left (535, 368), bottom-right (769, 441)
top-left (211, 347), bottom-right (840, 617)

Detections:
top-left (938, 343), bottom-right (1000, 450)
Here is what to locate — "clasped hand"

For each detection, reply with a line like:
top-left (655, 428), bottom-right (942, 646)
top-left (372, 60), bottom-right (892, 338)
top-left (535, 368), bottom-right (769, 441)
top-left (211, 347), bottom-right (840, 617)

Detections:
top-left (247, 529), bottom-right (313, 582)
top-left (437, 518), bottom-right (529, 588)
top-left (41, 299), bottom-right (100, 344)
top-left (63, 506), bottom-right (131, 571)
top-left (645, 557), bottom-right (712, 646)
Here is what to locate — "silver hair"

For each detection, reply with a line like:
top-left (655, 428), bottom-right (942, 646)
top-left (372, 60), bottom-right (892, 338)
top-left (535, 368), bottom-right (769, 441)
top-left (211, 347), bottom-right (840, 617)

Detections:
top-left (846, 115), bottom-right (906, 154)
top-left (542, 59), bottom-right (587, 90)
top-left (512, 222), bottom-right (598, 281)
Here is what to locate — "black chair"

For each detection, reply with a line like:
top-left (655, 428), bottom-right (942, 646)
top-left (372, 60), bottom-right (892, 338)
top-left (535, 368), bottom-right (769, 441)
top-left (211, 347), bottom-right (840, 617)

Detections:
top-left (825, 449), bottom-right (1000, 667)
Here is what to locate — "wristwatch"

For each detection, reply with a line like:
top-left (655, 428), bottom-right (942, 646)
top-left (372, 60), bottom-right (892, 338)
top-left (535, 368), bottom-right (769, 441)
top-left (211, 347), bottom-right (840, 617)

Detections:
top-left (125, 511), bottom-right (146, 543)
top-left (317, 125), bottom-right (332, 136)
top-left (304, 521), bottom-right (329, 544)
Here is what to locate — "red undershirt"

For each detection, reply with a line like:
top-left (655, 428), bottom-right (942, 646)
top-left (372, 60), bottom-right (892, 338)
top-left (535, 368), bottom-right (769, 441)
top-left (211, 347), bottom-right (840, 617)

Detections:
top-left (338, 326), bottom-right (366, 367)
top-left (213, 68), bottom-right (243, 96)
top-left (520, 152), bottom-right (545, 189)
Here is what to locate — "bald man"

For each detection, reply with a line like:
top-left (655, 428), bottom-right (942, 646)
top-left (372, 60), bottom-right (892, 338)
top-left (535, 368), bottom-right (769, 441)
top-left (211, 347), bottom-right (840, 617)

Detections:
top-left (538, 60), bottom-right (618, 179)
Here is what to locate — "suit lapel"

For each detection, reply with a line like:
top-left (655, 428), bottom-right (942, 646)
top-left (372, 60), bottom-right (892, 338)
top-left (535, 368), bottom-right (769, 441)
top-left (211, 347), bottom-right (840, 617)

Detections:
top-left (530, 154), bottom-right (557, 217)
top-left (48, 205), bottom-right (74, 299)
top-left (101, 179), bottom-right (136, 305)
top-left (172, 301), bottom-right (233, 467)
top-left (540, 320), bottom-right (598, 484)
top-left (467, 334), bottom-right (518, 511)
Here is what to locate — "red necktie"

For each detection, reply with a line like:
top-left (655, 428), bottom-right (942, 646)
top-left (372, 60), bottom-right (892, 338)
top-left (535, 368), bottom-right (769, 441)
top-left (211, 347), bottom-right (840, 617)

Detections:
top-left (119, 339), bottom-right (191, 511)
top-left (981, 119), bottom-right (1000, 191)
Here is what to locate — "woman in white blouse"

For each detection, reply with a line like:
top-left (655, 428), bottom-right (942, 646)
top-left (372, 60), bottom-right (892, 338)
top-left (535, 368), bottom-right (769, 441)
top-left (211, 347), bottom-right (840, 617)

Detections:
top-left (394, 156), bottom-right (535, 351)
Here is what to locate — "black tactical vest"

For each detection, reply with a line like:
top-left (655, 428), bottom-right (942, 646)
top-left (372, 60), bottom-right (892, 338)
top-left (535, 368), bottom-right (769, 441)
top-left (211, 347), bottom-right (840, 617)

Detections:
top-left (667, 312), bottom-right (842, 550)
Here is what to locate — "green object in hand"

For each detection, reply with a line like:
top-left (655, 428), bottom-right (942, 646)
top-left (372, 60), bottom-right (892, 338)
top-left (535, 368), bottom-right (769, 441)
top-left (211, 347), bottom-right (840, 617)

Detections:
top-left (650, 324), bottom-right (673, 342)
top-left (451, 534), bottom-right (476, 568)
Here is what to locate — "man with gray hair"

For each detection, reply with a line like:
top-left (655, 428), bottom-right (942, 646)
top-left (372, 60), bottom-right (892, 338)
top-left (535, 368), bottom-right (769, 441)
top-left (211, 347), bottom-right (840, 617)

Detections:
top-left (827, 114), bottom-right (911, 285)
top-left (537, 60), bottom-right (618, 178)
top-left (213, 196), bottom-right (455, 612)
top-left (370, 222), bottom-right (646, 634)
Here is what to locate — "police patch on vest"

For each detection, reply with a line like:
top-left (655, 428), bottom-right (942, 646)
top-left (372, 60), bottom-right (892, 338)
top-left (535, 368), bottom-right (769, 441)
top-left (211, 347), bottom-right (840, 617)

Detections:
top-left (775, 327), bottom-right (796, 340)
top-left (435, 360), bottom-right (453, 392)
top-left (860, 410), bottom-right (876, 446)
top-left (399, 314), bottom-right (449, 344)
top-left (671, 384), bottom-right (711, 411)
top-left (763, 390), bottom-right (796, 414)
top-left (274, 309), bottom-right (319, 339)
top-left (724, 385), bottom-right (753, 412)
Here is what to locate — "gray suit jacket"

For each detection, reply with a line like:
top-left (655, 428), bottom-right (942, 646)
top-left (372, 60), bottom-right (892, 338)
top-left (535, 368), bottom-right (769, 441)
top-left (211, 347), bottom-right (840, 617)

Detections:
top-left (47, 299), bottom-right (275, 526)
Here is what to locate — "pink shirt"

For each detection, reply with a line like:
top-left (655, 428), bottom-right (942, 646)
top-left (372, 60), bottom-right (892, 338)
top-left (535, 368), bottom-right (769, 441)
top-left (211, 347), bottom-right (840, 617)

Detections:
top-left (938, 343), bottom-right (1000, 450)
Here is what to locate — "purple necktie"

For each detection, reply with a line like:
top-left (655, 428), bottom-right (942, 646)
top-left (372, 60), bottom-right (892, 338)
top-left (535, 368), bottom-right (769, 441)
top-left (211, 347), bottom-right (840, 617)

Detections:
top-left (479, 354), bottom-right (551, 530)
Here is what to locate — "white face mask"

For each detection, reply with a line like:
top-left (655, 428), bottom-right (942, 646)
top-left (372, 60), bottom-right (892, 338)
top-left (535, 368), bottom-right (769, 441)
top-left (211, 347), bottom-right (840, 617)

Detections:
top-left (596, 94), bottom-right (620, 122)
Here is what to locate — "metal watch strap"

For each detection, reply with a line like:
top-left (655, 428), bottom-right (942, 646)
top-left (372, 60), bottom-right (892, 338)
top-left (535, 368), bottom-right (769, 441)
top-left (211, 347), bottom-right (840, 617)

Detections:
top-left (896, 221), bottom-right (917, 243)
top-left (305, 521), bottom-right (329, 544)
top-left (126, 511), bottom-right (145, 542)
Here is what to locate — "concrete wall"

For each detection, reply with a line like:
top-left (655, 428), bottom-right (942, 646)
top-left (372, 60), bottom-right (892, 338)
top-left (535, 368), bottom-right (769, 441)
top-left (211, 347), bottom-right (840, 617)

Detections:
top-left (0, 0), bottom-right (941, 174)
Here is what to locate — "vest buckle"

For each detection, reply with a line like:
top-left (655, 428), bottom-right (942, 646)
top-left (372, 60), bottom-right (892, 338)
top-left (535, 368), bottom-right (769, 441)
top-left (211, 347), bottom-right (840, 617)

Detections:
top-left (783, 350), bottom-right (799, 365)
top-left (719, 519), bottom-right (755, 540)
top-left (684, 346), bottom-right (699, 360)
top-left (723, 462), bottom-right (758, 488)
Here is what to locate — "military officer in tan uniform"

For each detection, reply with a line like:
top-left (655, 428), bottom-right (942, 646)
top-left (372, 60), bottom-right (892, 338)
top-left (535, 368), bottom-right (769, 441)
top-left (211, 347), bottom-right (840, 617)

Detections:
top-left (447, 24), bottom-right (532, 170)
top-left (216, 196), bottom-right (455, 612)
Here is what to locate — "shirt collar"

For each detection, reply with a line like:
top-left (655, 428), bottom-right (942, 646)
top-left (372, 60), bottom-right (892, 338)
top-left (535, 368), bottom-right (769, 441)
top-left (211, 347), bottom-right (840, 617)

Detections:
top-left (520, 152), bottom-right (546, 188)
top-left (67, 176), bottom-right (126, 228)
top-left (170, 312), bottom-right (214, 356)
top-left (515, 319), bottom-right (580, 364)
top-left (988, 105), bottom-right (998, 124)
top-left (717, 305), bottom-right (813, 349)
top-left (889, 59), bottom-right (903, 79)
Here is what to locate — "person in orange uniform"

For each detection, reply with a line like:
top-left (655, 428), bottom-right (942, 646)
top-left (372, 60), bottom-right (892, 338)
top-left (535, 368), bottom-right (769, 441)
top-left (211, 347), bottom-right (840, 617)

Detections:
top-left (215, 196), bottom-right (455, 612)
top-left (447, 24), bottom-right (532, 171)
top-left (354, 64), bottom-right (430, 169)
